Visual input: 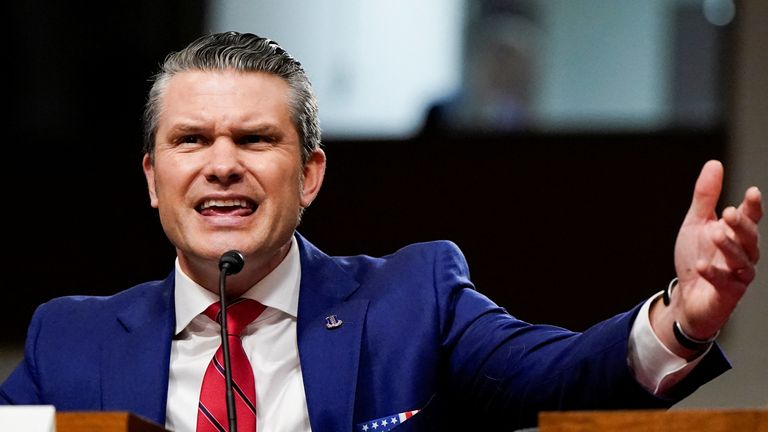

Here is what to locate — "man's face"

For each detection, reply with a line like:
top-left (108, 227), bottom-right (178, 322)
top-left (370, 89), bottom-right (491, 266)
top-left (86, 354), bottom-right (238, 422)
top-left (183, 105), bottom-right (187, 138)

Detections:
top-left (144, 69), bottom-right (324, 280)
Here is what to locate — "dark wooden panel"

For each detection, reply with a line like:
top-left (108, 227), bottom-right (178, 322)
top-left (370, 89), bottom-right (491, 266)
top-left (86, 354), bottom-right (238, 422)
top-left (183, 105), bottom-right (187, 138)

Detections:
top-left (300, 131), bottom-right (725, 331)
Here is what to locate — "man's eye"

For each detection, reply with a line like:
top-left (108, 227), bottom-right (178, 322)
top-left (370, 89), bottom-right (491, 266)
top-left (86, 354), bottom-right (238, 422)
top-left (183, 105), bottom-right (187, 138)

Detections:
top-left (241, 135), bottom-right (267, 144)
top-left (181, 135), bottom-right (202, 144)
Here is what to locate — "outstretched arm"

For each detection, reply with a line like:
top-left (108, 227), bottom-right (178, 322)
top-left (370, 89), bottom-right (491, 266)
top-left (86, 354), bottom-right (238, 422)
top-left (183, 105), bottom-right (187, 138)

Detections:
top-left (650, 160), bottom-right (763, 359)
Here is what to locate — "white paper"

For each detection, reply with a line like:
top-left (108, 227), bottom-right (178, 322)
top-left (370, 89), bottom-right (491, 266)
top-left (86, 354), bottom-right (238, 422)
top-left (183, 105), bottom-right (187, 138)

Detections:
top-left (0, 405), bottom-right (56, 432)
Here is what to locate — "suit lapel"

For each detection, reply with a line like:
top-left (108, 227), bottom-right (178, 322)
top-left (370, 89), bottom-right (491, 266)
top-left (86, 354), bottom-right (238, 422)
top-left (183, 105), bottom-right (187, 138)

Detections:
top-left (295, 234), bottom-right (369, 431)
top-left (100, 275), bottom-right (175, 426)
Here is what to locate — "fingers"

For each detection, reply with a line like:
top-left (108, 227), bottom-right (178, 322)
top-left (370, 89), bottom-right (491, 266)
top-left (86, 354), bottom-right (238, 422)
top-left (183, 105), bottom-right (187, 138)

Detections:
top-left (739, 186), bottom-right (763, 224)
top-left (696, 260), bottom-right (750, 301)
top-left (709, 221), bottom-right (756, 283)
top-left (687, 160), bottom-right (724, 222)
top-left (723, 206), bottom-right (760, 263)
top-left (722, 186), bottom-right (763, 264)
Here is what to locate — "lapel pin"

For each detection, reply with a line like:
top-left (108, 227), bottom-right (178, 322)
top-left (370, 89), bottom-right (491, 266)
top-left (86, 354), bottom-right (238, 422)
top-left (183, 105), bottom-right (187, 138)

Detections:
top-left (325, 314), bottom-right (343, 329)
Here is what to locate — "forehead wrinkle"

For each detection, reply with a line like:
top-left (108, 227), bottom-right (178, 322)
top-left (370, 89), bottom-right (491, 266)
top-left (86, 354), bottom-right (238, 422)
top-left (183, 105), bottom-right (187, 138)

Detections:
top-left (159, 70), bottom-right (296, 139)
top-left (163, 110), bottom-right (283, 133)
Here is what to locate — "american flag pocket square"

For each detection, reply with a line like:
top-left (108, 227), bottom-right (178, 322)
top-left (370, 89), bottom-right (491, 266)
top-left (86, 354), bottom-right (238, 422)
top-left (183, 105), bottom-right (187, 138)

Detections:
top-left (356, 409), bottom-right (420, 431)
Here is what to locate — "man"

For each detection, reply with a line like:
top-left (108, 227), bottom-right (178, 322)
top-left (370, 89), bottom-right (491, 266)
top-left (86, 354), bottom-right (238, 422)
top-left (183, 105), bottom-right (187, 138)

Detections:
top-left (0, 32), bottom-right (762, 431)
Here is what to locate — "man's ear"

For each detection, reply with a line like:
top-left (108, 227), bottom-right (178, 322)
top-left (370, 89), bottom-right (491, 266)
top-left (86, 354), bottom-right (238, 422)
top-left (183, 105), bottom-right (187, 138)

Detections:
top-left (300, 148), bottom-right (326, 208)
top-left (142, 154), bottom-right (159, 208)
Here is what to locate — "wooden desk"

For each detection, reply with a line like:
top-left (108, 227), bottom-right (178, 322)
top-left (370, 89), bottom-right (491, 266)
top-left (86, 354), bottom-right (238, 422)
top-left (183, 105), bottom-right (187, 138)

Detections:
top-left (56, 412), bottom-right (168, 432)
top-left (539, 408), bottom-right (768, 432)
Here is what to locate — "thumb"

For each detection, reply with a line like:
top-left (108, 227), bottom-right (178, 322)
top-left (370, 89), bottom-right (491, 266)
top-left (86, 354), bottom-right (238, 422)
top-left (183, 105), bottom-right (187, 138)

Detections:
top-left (686, 160), bottom-right (723, 222)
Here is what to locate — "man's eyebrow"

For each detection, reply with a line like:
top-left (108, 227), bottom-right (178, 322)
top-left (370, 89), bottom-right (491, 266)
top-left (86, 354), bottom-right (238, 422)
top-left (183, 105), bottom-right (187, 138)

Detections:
top-left (232, 124), bottom-right (288, 139)
top-left (163, 121), bottom-right (289, 138)
top-left (165, 123), bottom-right (204, 135)
top-left (237, 123), bottom-right (282, 134)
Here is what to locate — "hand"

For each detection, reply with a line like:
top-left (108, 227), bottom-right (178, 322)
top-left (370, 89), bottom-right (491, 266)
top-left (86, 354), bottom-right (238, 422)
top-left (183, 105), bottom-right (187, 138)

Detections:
top-left (651, 160), bottom-right (762, 358)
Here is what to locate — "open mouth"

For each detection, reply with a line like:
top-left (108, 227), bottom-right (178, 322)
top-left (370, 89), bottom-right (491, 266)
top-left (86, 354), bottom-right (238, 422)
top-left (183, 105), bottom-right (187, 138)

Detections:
top-left (196, 198), bottom-right (257, 216)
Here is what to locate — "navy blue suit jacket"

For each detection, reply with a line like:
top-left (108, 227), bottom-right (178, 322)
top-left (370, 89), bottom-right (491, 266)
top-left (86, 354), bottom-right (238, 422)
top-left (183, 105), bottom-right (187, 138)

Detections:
top-left (0, 233), bottom-right (730, 430)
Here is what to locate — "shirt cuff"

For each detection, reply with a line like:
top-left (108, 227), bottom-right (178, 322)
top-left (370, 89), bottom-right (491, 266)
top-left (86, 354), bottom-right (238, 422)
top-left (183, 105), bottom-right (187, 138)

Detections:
top-left (628, 291), bottom-right (710, 395)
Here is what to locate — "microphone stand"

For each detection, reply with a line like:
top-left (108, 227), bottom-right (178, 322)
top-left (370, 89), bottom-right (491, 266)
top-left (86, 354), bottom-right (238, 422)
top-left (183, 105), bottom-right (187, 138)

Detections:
top-left (218, 251), bottom-right (244, 432)
top-left (218, 269), bottom-right (237, 432)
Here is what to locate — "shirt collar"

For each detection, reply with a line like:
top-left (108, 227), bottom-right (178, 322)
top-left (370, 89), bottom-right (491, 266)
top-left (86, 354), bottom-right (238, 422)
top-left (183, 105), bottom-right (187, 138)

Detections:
top-left (174, 236), bottom-right (301, 335)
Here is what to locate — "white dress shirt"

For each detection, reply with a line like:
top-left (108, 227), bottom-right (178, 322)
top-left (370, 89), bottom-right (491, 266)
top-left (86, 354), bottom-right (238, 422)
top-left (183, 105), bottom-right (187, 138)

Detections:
top-left (629, 291), bottom-right (708, 394)
top-left (165, 236), bottom-right (702, 431)
top-left (166, 236), bottom-right (311, 432)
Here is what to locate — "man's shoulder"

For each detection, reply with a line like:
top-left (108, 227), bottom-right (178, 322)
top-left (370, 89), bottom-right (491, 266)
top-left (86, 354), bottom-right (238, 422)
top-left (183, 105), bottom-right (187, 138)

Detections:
top-left (389, 239), bottom-right (464, 256)
top-left (298, 232), bottom-right (467, 271)
top-left (330, 239), bottom-right (464, 262)
top-left (314, 239), bottom-right (470, 287)
top-left (33, 273), bottom-right (173, 323)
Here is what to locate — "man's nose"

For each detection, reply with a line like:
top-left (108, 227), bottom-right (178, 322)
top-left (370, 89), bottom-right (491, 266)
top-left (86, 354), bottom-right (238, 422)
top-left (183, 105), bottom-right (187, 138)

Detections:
top-left (203, 139), bottom-right (245, 185)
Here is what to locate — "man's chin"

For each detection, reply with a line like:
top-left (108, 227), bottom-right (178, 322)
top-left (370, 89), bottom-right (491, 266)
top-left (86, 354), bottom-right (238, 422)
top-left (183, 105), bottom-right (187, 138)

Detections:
top-left (184, 240), bottom-right (253, 263)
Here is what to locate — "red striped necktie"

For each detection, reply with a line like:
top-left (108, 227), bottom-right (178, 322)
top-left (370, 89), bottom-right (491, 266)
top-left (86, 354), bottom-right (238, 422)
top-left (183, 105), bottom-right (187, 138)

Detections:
top-left (197, 298), bottom-right (266, 432)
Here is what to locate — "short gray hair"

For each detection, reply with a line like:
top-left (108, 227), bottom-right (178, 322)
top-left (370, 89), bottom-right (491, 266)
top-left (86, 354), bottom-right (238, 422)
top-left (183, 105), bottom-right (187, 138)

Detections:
top-left (143, 31), bottom-right (321, 163)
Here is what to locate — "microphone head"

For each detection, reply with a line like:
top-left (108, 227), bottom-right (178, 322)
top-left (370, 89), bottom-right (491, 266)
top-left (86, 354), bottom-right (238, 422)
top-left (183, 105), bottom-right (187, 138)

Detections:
top-left (219, 250), bottom-right (245, 275)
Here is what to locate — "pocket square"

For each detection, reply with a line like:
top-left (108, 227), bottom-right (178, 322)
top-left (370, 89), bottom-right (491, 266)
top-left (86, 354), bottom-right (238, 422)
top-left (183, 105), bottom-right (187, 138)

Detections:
top-left (356, 409), bottom-right (420, 431)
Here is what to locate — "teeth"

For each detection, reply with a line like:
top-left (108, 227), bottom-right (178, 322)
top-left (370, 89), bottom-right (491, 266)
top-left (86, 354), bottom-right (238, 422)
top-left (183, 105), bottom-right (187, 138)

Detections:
top-left (200, 199), bottom-right (250, 210)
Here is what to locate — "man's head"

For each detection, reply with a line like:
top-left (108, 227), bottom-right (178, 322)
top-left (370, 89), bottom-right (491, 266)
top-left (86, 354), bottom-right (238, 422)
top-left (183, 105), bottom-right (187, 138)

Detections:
top-left (143, 31), bottom-right (321, 165)
top-left (141, 32), bottom-right (326, 294)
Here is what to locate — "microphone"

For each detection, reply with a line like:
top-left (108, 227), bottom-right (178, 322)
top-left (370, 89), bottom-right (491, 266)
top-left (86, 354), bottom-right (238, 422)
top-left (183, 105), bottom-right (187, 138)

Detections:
top-left (220, 250), bottom-right (245, 275)
top-left (217, 250), bottom-right (245, 432)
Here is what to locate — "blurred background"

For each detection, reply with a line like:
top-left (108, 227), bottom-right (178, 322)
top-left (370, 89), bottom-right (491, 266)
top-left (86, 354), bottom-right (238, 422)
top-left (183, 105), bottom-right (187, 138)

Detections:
top-left (5, 0), bottom-right (766, 409)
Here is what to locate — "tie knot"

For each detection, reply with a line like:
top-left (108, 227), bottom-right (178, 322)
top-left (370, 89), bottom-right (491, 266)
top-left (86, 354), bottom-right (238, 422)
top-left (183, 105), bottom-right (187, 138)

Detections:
top-left (204, 298), bottom-right (266, 336)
